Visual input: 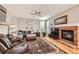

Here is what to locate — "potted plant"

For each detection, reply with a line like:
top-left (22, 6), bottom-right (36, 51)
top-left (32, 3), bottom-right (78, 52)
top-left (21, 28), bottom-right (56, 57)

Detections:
top-left (42, 32), bottom-right (46, 37)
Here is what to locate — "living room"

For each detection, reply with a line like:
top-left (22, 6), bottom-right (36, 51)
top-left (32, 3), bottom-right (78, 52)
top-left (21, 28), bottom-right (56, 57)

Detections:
top-left (0, 4), bottom-right (79, 54)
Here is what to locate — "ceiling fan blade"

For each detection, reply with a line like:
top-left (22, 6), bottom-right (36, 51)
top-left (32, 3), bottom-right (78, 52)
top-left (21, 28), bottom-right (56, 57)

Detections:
top-left (38, 12), bottom-right (41, 14)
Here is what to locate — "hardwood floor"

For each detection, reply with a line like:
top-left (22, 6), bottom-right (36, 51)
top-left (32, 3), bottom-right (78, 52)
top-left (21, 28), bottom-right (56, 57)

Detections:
top-left (41, 37), bottom-right (79, 54)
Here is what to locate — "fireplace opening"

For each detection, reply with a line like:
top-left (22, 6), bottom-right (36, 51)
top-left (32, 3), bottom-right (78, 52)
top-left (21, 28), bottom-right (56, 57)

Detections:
top-left (61, 30), bottom-right (74, 42)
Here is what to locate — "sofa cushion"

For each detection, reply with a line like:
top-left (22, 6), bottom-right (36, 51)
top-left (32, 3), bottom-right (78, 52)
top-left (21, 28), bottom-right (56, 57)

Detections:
top-left (0, 34), bottom-right (7, 38)
top-left (5, 42), bottom-right (29, 54)
top-left (0, 37), bottom-right (11, 48)
top-left (0, 42), bottom-right (7, 53)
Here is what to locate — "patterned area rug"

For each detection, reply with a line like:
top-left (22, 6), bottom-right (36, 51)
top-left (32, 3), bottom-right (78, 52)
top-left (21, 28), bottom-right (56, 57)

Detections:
top-left (26, 37), bottom-right (56, 54)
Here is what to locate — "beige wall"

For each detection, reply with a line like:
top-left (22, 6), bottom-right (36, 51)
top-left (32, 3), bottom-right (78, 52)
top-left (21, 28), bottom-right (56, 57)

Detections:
top-left (49, 5), bottom-right (79, 28)
top-left (53, 5), bottom-right (79, 24)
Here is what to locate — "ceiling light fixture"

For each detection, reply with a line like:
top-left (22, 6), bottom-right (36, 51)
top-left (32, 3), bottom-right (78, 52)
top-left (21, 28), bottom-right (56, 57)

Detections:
top-left (30, 11), bottom-right (42, 17)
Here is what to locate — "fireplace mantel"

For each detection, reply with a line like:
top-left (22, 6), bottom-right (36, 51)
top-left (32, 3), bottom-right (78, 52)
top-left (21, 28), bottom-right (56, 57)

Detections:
top-left (51, 23), bottom-right (79, 28)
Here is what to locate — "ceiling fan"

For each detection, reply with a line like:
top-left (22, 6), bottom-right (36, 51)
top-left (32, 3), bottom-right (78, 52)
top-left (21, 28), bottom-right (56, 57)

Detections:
top-left (30, 11), bottom-right (42, 17)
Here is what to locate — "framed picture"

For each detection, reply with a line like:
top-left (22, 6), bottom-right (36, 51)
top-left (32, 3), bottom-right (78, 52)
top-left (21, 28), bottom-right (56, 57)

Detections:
top-left (54, 15), bottom-right (67, 25)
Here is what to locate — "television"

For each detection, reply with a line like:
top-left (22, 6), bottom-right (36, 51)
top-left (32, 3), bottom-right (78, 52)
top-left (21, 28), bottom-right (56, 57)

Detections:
top-left (49, 28), bottom-right (59, 39)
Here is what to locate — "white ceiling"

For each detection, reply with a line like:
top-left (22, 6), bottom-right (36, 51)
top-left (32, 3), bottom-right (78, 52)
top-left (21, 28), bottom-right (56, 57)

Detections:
top-left (2, 4), bottom-right (77, 20)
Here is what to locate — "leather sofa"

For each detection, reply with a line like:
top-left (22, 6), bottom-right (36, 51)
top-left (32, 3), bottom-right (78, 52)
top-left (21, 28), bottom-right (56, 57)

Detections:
top-left (0, 34), bottom-right (29, 54)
